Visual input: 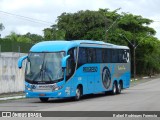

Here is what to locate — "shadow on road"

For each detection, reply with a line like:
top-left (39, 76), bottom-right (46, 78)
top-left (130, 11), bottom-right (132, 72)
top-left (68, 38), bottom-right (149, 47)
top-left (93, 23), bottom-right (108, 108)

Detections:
top-left (32, 92), bottom-right (126, 104)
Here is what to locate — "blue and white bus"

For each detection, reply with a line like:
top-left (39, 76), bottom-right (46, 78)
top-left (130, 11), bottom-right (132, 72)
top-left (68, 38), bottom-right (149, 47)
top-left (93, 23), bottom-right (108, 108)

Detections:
top-left (18, 40), bottom-right (130, 102)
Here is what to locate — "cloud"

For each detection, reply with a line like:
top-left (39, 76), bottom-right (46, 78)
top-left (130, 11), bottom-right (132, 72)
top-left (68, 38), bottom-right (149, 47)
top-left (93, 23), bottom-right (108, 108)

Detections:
top-left (0, 0), bottom-right (160, 39)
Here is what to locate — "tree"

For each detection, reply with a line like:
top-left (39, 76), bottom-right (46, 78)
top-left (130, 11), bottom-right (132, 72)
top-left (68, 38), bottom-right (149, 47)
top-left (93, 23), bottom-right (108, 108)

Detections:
top-left (0, 23), bottom-right (5, 38)
top-left (24, 32), bottom-right (43, 43)
top-left (57, 10), bottom-right (109, 40)
top-left (116, 13), bottom-right (157, 76)
top-left (136, 37), bottom-right (160, 75)
top-left (5, 32), bottom-right (19, 41)
top-left (43, 9), bottom-right (160, 75)
top-left (5, 32), bottom-right (32, 43)
top-left (43, 25), bottom-right (65, 40)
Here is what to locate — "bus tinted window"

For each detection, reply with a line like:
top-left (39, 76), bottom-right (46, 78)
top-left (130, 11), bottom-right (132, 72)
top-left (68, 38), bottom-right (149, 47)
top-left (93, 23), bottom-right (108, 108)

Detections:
top-left (106, 49), bottom-right (112, 63)
top-left (112, 49), bottom-right (118, 63)
top-left (96, 49), bottom-right (102, 63)
top-left (103, 49), bottom-right (112, 63)
top-left (78, 48), bottom-right (129, 65)
top-left (78, 47), bottom-right (87, 66)
top-left (87, 48), bottom-right (96, 63)
top-left (118, 49), bottom-right (124, 63)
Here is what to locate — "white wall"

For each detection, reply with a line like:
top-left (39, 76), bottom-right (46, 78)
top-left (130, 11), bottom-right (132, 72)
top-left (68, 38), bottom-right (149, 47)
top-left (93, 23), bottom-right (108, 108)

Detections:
top-left (0, 52), bottom-right (26, 94)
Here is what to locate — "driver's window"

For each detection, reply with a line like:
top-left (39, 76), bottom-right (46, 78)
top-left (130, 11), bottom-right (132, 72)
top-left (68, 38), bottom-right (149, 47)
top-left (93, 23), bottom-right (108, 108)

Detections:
top-left (66, 47), bottom-right (77, 80)
top-left (26, 61), bottom-right (31, 75)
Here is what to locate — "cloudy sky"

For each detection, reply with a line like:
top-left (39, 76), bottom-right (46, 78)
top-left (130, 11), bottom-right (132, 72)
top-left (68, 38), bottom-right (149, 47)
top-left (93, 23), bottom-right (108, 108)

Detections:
top-left (0, 0), bottom-right (160, 39)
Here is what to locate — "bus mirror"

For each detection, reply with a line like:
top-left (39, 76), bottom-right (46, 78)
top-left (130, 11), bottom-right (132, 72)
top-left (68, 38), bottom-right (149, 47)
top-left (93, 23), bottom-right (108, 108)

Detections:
top-left (61, 55), bottom-right (70, 68)
top-left (18, 55), bottom-right (28, 69)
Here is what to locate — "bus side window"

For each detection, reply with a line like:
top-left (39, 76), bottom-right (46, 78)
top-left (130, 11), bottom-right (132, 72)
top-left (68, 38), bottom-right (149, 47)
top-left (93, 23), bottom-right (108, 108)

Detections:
top-left (112, 49), bottom-right (118, 63)
top-left (87, 48), bottom-right (96, 63)
top-left (103, 49), bottom-right (112, 63)
top-left (78, 47), bottom-right (87, 66)
top-left (96, 48), bottom-right (102, 63)
top-left (106, 49), bottom-right (112, 63)
top-left (118, 49), bottom-right (124, 63)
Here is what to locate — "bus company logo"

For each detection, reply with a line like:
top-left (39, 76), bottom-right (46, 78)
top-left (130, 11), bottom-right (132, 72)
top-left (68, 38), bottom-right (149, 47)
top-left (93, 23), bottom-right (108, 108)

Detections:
top-left (118, 65), bottom-right (126, 70)
top-left (39, 85), bottom-right (54, 89)
top-left (83, 67), bottom-right (98, 72)
top-left (102, 66), bottom-right (111, 89)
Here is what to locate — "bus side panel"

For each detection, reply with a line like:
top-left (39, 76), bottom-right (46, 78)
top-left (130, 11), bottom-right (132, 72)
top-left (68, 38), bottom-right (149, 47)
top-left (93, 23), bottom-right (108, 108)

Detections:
top-left (111, 63), bottom-right (130, 89)
top-left (70, 62), bottom-right (130, 96)
top-left (100, 63), bottom-right (130, 91)
top-left (74, 64), bottom-right (100, 95)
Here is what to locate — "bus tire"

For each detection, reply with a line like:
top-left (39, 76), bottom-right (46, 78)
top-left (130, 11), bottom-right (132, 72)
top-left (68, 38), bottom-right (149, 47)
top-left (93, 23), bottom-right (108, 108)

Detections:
top-left (111, 82), bottom-right (117, 95)
top-left (75, 87), bottom-right (82, 101)
top-left (117, 82), bottom-right (122, 94)
top-left (39, 98), bottom-right (49, 102)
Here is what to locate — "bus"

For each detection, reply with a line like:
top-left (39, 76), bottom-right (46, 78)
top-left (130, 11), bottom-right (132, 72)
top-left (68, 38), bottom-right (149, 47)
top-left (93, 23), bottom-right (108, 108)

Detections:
top-left (18, 40), bottom-right (130, 102)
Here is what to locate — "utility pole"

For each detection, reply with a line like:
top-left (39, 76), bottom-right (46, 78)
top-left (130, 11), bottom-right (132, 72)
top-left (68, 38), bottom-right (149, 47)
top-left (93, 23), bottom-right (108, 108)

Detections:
top-left (133, 45), bottom-right (136, 80)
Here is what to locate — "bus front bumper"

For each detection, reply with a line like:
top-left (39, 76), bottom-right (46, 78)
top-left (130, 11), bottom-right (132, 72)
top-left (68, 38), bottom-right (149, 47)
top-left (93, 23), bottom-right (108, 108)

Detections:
top-left (25, 89), bottom-right (70, 98)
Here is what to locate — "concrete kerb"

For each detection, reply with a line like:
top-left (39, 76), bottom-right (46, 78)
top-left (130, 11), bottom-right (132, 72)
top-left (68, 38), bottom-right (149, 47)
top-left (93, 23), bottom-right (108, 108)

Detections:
top-left (0, 92), bottom-right (25, 101)
top-left (0, 96), bottom-right (25, 100)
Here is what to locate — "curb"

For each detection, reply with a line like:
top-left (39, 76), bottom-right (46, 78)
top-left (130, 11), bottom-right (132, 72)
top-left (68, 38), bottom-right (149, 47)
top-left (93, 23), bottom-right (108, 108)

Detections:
top-left (0, 96), bottom-right (26, 101)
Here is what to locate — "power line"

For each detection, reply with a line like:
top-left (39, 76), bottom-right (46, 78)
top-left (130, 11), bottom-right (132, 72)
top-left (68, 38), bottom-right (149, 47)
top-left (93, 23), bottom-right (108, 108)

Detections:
top-left (0, 10), bottom-right (54, 25)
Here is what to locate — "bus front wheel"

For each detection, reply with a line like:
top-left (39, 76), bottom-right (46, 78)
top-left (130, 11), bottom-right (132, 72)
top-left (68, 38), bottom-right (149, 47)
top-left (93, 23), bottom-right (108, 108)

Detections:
top-left (75, 87), bottom-right (82, 101)
top-left (39, 98), bottom-right (49, 102)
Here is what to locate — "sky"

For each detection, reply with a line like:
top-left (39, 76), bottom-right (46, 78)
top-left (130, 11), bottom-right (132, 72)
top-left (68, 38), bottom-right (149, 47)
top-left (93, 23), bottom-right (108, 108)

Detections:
top-left (0, 0), bottom-right (160, 39)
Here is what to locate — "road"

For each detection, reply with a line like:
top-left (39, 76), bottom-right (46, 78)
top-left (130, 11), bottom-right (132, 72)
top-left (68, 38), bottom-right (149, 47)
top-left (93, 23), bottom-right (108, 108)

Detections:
top-left (0, 77), bottom-right (160, 112)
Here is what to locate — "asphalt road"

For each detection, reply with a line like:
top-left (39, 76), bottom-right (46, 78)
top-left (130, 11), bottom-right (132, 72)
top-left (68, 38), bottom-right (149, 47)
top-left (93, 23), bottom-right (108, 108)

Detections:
top-left (0, 77), bottom-right (160, 112)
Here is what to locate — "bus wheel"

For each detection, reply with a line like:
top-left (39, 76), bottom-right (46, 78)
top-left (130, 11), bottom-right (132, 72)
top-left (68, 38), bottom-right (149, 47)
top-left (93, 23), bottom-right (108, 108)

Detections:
top-left (117, 82), bottom-right (122, 94)
top-left (111, 82), bottom-right (117, 95)
top-left (39, 98), bottom-right (49, 102)
top-left (75, 87), bottom-right (82, 101)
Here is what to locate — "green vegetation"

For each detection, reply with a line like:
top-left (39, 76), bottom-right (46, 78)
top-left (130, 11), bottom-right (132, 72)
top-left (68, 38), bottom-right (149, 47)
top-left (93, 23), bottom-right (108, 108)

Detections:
top-left (0, 8), bottom-right (160, 76)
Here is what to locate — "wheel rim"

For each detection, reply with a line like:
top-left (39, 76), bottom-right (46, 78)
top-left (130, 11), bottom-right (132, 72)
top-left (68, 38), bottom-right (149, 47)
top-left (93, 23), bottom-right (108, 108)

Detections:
top-left (118, 83), bottom-right (121, 93)
top-left (118, 84), bottom-right (121, 92)
top-left (113, 84), bottom-right (116, 93)
top-left (76, 89), bottom-right (80, 99)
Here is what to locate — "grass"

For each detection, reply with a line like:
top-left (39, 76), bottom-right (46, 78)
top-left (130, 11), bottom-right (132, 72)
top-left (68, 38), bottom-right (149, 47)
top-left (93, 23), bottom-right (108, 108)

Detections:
top-left (130, 74), bottom-right (160, 87)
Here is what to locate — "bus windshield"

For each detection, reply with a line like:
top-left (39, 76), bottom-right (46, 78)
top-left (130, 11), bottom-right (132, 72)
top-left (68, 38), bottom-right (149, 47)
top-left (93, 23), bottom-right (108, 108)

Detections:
top-left (25, 52), bottom-right (65, 83)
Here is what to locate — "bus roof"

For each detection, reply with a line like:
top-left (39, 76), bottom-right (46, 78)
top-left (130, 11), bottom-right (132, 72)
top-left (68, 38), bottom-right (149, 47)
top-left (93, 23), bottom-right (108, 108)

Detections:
top-left (30, 40), bottom-right (129, 52)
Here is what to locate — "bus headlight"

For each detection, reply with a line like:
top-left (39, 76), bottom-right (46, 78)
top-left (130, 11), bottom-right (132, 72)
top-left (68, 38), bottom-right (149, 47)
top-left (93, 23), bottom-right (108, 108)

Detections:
top-left (25, 85), bottom-right (31, 91)
top-left (53, 86), bottom-right (63, 91)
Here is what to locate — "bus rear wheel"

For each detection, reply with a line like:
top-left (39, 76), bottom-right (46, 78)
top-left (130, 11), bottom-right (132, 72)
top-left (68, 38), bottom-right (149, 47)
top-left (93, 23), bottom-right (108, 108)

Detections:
top-left (39, 98), bottom-right (49, 102)
top-left (75, 87), bottom-right (82, 101)
top-left (117, 82), bottom-right (122, 94)
top-left (111, 82), bottom-right (117, 95)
